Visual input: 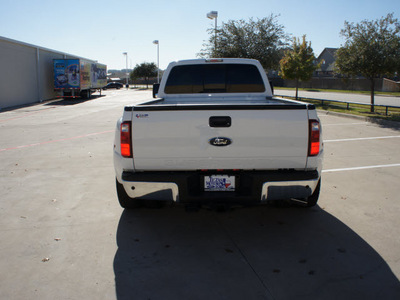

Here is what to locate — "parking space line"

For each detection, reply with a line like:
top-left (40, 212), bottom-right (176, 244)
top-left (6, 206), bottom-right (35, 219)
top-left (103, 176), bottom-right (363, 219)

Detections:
top-left (323, 163), bottom-right (400, 173)
top-left (325, 136), bottom-right (400, 143)
top-left (0, 130), bottom-right (113, 152)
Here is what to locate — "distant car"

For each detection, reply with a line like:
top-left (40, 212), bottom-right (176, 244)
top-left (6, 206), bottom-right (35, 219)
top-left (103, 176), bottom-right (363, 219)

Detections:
top-left (103, 82), bottom-right (123, 90)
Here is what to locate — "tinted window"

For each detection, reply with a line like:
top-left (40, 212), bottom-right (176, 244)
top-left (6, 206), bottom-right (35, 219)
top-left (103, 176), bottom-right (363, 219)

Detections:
top-left (164, 64), bottom-right (265, 94)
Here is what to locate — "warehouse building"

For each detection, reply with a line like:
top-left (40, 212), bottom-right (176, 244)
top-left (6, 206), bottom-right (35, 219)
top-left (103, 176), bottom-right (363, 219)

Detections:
top-left (0, 36), bottom-right (98, 110)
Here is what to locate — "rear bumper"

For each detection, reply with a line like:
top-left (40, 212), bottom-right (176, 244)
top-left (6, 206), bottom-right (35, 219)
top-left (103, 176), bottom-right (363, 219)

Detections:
top-left (119, 170), bottom-right (320, 204)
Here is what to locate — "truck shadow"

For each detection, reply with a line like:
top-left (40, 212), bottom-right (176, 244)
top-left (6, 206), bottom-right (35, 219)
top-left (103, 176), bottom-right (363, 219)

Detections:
top-left (113, 204), bottom-right (400, 300)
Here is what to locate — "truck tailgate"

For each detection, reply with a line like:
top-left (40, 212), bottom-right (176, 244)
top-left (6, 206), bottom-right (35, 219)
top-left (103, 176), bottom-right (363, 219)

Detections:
top-left (130, 108), bottom-right (309, 171)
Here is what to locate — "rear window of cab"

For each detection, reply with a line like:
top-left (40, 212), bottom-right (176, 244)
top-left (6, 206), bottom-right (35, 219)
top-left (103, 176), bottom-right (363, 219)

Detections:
top-left (164, 64), bottom-right (265, 94)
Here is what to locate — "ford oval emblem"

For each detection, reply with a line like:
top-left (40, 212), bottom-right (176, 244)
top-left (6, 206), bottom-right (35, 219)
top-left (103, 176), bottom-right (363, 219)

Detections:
top-left (209, 137), bottom-right (232, 147)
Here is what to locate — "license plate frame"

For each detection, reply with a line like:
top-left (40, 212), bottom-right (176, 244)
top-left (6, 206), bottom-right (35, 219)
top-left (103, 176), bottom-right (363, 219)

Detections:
top-left (204, 175), bottom-right (236, 192)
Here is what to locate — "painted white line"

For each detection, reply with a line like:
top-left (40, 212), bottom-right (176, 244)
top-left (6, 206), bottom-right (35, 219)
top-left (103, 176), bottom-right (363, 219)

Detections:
top-left (323, 122), bottom-right (367, 126)
top-left (323, 163), bottom-right (400, 173)
top-left (0, 130), bottom-right (113, 152)
top-left (325, 136), bottom-right (400, 143)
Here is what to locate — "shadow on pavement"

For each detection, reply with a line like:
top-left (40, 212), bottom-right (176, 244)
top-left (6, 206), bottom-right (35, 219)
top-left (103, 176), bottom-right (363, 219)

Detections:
top-left (45, 94), bottom-right (105, 106)
top-left (114, 204), bottom-right (400, 299)
top-left (368, 118), bottom-right (400, 131)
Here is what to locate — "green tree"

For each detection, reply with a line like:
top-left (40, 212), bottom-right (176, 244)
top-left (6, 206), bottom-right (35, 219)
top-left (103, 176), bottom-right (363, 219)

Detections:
top-left (198, 14), bottom-right (290, 70)
top-left (279, 35), bottom-right (318, 100)
top-left (335, 13), bottom-right (400, 112)
top-left (130, 62), bottom-right (158, 88)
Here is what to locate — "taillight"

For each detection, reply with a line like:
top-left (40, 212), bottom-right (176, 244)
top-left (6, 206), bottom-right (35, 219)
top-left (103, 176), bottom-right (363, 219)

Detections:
top-left (308, 120), bottom-right (320, 156)
top-left (120, 121), bottom-right (132, 158)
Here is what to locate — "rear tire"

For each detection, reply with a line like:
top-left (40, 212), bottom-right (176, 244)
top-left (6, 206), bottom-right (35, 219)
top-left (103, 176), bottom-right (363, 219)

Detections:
top-left (116, 179), bottom-right (142, 209)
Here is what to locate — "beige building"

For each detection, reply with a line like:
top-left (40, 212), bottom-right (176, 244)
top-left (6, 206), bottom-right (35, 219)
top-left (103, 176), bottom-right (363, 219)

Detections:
top-left (0, 36), bottom-right (97, 110)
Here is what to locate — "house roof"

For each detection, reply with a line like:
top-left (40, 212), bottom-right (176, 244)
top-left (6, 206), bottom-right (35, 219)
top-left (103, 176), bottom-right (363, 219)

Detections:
top-left (316, 48), bottom-right (338, 61)
top-left (316, 47), bottom-right (339, 72)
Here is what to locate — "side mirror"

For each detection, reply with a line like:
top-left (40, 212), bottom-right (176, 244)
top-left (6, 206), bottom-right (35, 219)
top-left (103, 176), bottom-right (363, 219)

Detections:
top-left (153, 83), bottom-right (160, 98)
top-left (269, 81), bottom-right (274, 95)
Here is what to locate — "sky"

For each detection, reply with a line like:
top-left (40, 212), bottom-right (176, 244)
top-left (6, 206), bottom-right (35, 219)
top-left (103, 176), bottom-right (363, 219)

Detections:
top-left (1, 0), bottom-right (399, 70)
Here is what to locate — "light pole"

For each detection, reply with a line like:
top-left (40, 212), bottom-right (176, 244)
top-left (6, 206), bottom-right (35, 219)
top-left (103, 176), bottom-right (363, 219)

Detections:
top-left (207, 11), bottom-right (218, 55)
top-left (153, 40), bottom-right (160, 83)
top-left (122, 52), bottom-right (128, 87)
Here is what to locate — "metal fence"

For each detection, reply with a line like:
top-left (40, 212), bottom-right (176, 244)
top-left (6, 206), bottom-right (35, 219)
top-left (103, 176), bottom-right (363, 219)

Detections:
top-left (276, 95), bottom-right (399, 116)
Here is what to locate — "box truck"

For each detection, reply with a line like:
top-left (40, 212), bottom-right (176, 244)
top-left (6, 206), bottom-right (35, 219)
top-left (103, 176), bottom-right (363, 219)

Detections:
top-left (54, 59), bottom-right (107, 98)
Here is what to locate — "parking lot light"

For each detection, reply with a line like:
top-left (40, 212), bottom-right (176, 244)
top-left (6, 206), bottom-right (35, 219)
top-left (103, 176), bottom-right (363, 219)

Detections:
top-left (122, 52), bottom-right (128, 88)
top-left (153, 40), bottom-right (160, 84)
top-left (207, 11), bottom-right (218, 54)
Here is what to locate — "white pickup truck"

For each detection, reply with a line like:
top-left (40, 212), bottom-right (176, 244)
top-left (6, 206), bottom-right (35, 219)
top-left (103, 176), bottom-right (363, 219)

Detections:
top-left (113, 58), bottom-right (323, 209)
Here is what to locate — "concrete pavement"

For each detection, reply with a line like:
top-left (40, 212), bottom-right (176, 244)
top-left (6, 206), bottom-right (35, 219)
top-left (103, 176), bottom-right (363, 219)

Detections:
top-left (0, 89), bottom-right (399, 299)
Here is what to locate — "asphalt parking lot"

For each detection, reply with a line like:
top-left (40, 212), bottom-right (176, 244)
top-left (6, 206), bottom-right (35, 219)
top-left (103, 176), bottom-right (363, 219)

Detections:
top-left (0, 89), bottom-right (399, 299)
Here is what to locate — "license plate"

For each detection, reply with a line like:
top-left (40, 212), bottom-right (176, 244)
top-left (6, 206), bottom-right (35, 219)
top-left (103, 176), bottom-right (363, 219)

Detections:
top-left (204, 175), bottom-right (235, 192)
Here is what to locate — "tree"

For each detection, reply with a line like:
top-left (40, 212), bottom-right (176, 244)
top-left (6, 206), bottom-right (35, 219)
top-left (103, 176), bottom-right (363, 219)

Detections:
top-left (198, 14), bottom-right (290, 70)
top-left (335, 13), bottom-right (400, 112)
top-left (279, 35), bottom-right (318, 99)
top-left (130, 62), bottom-right (158, 88)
